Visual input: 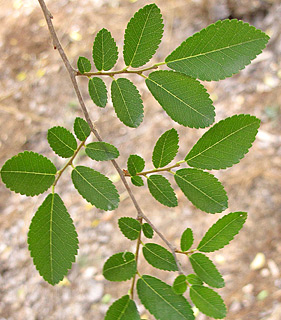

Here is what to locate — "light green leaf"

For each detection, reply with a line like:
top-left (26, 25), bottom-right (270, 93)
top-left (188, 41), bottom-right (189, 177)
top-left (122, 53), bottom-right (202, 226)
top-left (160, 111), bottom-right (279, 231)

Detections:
top-left (142, 223), bottom-right (154, 239)
top-left (174, 168), bottom-right (228, 214)
top-left (74, 117), bottom-right (91, 141)
top-left (152, 128), bottom-right (179, 168)
top-left (180, 228), bottom-right (194, 251)
top-left (127, 154), bottom-right (145, 176)
top-left (88, 77), bottom-right (108, 108)
top-left (146, 71), bottom-right (214, 128)
top-left (118, 217), bottom-right (141, 240)
top-left (142, 243), bottom-right (178, 271)
top-left (137, 275), bottom-right (195, 320)
top-left (185, 114), bottom-right (261, 170)
top-left (28, 193), bottom-right (78, 285)
top-left (189, 253), bottom-right (224, 288)
top-left (173, 275), bottom-right (188, 295)
top-left (103, 252), bottom-right (136, 281)
top-left (47, 126), bottom-right (77, 158)
top-left (190, 285), bottom-right (226, 319)
top-left (131, 175), bottom-right (144, 187)
top-left (198, 212), bottom-right (247, 252)
top-left (85, 142), bottom-right (119, 161)
top-left (77, 56), bottom-right (91, 74)
top-left (147, 175), bottom-right (177, 207)
top-left (186, 274), bottom-right (203, 286)
top-left (92, 28), bottom-right (118, 71)
top-left (71, 166), bottom-right (119, 211)
top-left (105, 295), bottom-right (141, 320)
top-left (111, 78), bottom-right (144, 128)
top-left (165, 19), bottom-right (269, 81)
top-left (123, 4), bottom-right (163, 68)
top-left (1, 151), bottom-right (56, 196)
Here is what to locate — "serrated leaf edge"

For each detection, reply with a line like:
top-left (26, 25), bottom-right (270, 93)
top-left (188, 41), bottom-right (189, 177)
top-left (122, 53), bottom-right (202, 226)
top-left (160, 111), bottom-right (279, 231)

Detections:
top-left (118, 217), bottom-right (141, 240)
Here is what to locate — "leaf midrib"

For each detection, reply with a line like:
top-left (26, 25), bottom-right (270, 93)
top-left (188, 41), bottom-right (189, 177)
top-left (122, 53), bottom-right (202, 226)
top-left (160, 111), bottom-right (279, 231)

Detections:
top-left (114, 80), bottom-right (134, 125)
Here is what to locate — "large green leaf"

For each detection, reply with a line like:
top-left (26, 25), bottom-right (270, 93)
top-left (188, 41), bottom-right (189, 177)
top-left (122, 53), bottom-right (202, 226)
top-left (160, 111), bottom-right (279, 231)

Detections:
top-left (74, 117), bottom-right (91, 141)
top-left (71, 166), bottom-right (119, 211)
top-left (180, 228), bottom-right (194, 252)
top-left (123, 4), bottom-right (163, 68)
top-left (28, 193), bottom-right (78, 285)
top-left (198, 212), bottom-right (247, 252)
top-left (47, 126), bottom-right (77, 158)
top-left (173, 275), bottom-right (188, 295)
top-left (185, 114), bottom-right (260, 170)
top-left (190, 285), bottom-right (226, 319)
top-left (142, 243), bottom-right (178, 271)
top-left (88, 77), bottom-right (107, 108)
top-left (111, 78), bottom-right (144, 128)
top-left (127, 154), bottom-right (145, 176)
top-left (152, 128), bottom-right (179, 168)
top-left (142, 223), bottom-right (154, 239)
top-left (189, 253), bottom-right (224, 288)
top-left (92, 28), bottom-right (118, 71)
top-left (103, 252), bottom-right (136, 281)
top-left (146, 71), bottom-right (214, 128)
top-left (118, 217), bottom-right (141, 240)
top-left (77, 56), bottom-right (91, 74)
top-left (85, 142), bottom-right (119, 161)
top-left (165, 19), bottom-right (269, 81)
top-left (1, 151), bottom-right (56, 196)
top-left (137, 275), bottom-right (195, 320)
top-left (174, 168), bottom-right (228, 214)
top-left (105, 295), bottom-right (141, 320)
top-left (147, 175), bottom-right (177, 207)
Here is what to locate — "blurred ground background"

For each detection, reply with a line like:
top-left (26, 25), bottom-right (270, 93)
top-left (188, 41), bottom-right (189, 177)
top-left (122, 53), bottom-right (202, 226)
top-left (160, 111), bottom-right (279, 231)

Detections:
top-left (0, 0), bottom-right (280, 319)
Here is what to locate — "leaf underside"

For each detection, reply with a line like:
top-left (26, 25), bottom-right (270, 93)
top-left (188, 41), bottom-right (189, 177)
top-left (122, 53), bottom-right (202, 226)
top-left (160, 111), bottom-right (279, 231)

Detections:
top-left (105, 295), bottom-right (140, 320)
top-left (88, 77), bottom-right (108, 108)
top-left (74, 117), bottom-right (91, 141)
top-left (85, 141), bottom-right (119, 161)
top-left (118, 217), bottom-right (141, 240)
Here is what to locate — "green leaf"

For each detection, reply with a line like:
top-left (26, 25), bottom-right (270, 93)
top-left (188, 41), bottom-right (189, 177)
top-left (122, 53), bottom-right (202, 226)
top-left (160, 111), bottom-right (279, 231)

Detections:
top-left (74, 117), bottom-right (91, 141)
top-left (88, 77), bottom-right (108, 108)
top-left (174, 168), bottom-right (228, 214)
top-left (131, 175), bottom-right (144, 187)
top-left (92, 28), bottom-right (118, 71)
top-left (47, 126), bottom-right (77, 158)
top-left (1, 151), bottom-right (56, 196)
top-left (77, 56), bottom-right (91, 74)
top-left (190, 285), bottom-right (226, 319)
top-left (28, 193), bottom-right (78, 285)
top-left (118, 217), bottom-right (141, 240)
top-left (71, 166), bottom-right (119, 211)
top-left (137, 275), bottom-right (195, 320)
top-left (173, 275), bottom-right (188, 295)
top-left (127, 154), bottom-right (145, 176)
top-left (165, 19), bottom-right (269, 81)
top-left (147, 175), bottom-right (177, 207)
top-left (142, 243), bottom-right (178, 271)
top-left (111, 78), bottom-right (144, 128)
top-left (180, 228), bottom-right (193, 251)
top-left (186, 274), bottom-right (203, 286)
top-left (105, 295), bottom-right (141, 320)
top-left (85, 142), bottom-right (119, 161)
top-left (152, 128), bottom-right (179, 168)
top-left (123, 4), bottom-right (163, 68)
top-left (198, 212), bottom-right (247, 252)
top-left (185, 114), bottom-right (261, 170)
top-left (146, 71), bottom-right (214, 128)
top-left (189, 253), bottom-right (224, 288)
top-left (103, 252), bottom-right (136, 281)
top-left (142, 223), bottom-right (154, 239)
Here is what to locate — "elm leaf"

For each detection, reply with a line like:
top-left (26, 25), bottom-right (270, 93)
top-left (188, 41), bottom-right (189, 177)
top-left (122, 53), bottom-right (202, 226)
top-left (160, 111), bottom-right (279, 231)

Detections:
top-left (142, 223), bottom-right (154, 239)
top-left (173, 275), bottom-right (188, 295)
top-left (180, 228), bottom-right (194, 252)
top-left (77, 56), bottom-right (91, 74)
top-left (118, 217), bottom-right (141, 241)
top-left (105, 295), bottom-right (140, 320)
top-left (88, 77), bottom-right (107, 108)
top-left (74, 117), bottom-right (91, 141)
top-left (85, 142), bottom-right (119, 161)
top-left (127, 155), bottom-right (145, 176)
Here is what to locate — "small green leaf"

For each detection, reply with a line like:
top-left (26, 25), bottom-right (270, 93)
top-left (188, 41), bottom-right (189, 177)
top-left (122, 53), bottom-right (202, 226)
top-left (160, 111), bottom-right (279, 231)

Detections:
top-left (92, 28), bottom-right (118, 71)
top-left (186, 274), bottom-right (203, 286)
top-left (137, 275), bottom-right (195, 320)
top-left (47, 126), bottom-right (77, 158)
top-left (71, 166), bottom-right (119, 211)
top-left (152, 128), bottom-right (179, 168)
top-left (88, 77), bottom-right (108, 108)
top-left (28, 193), bottom-right (78, 285)
top-left (111, 78), bottom-right (144, 128)
top-left (127, 154), bottom-right (145, 176)
top-left (85, 142), bottom-right (119, 161)
top-left (1, 151), bottom-right (56, 196)
top-left (142, 243), bottom-right (178, 271)
top-left (198, 212), bottom-right (247, 252)
top-left (165, 19), bottom-right (269, 81)
top-left (77, 56), bottom-right (91, 74)
top-left (142, 223), bottom-right (154, 239)
top-left (174, 168), bottom-right (228, 214)
top-left (118, 217), bottom-right (141, 240)
top-left (74, 117), bottom-right (91, 141)
top-left (103, 252), bottom-right (136, 282)
top-left (131, 175), bottom-right (144, 187)
top-left (173, 275), bottom-right (188, 295)
top-left (146, 70), bottom-right (215, 128)
top-left (147, 175), bottom-right (177, 207)
top-left (185, 114), bottom-right (261, 170)
top-left (190, 285), bottom-right (226, 319)
top-left (189, 253), bottom-right (224, 288)
top-left (123, 4), bottom-right (163, 68)
top-left (180, 228), bottom-right (194, 251)
top-left (105, 295), bottom-right (141, 320)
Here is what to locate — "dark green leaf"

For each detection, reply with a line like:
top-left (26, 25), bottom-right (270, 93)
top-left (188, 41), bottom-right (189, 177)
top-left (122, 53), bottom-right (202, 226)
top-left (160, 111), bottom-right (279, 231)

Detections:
top-left (186, 274), bottom-right (203, 285)
top-left (131, 175), bottom-right (144, 187)
top-left (85, 142), bottom-right (119, 161)
top-left (173, 275), bottom-right (188, 295)
top-left (118, 217), bottom-right (141, 240)
top-left (105, 295), bottom-right (140, 320)
top-left (88, 77), bottom-right (108, 108)
top-left (77, 56), bottom-right (91, 74)
top-left (142, 223), bottom-right (154, 239)
top-left (127, 154), bottom-right (145, 176)
top-left (180, 228), bottom-right (193, 251)
top-left (74, 117), bottom-right (91, 141)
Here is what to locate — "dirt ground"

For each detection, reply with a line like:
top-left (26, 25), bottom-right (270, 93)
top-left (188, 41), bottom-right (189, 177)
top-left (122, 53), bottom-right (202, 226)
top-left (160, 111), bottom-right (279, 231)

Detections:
top-left (0, 0), bottom-right (280, 319)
